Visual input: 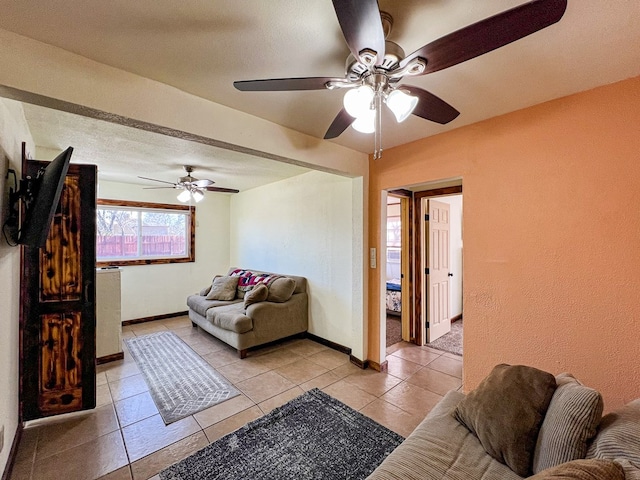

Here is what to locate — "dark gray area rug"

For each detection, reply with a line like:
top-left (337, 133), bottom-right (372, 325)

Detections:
top-left (427, 319), bottom-right (463, 356)
top-left (160, 388), bottom-right (404, 480)
top-left (125, 331), bottom-right (239, 424)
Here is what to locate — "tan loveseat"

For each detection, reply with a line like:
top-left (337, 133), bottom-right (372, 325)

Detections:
top-left (186, 267), bottom-right (308, 358)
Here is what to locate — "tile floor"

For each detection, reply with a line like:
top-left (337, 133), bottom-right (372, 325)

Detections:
top-left (10, 316), bottom-right (463, 480)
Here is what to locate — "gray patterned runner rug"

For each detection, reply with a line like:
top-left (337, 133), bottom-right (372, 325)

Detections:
top-left (125, 331), bottom-right (239, 424)
top-left (160, 388), bottom-right (404, 480)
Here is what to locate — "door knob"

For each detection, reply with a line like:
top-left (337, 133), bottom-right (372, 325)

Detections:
top-left (448, 273), bottom-right (453, 277)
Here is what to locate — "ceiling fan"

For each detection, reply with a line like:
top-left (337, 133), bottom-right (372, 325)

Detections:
top-left (234, 0), bottom-right (568, 156)
top-left (138, 166), bottom-right (239, 203)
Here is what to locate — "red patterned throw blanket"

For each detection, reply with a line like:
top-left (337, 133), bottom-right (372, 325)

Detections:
top-left (230, 269), bottom-right (282, 293)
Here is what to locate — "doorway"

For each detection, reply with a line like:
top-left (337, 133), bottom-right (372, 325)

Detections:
top-left (382, 184), bottom-right (463, 357)
top-left (385, 194), bottom-right (404, 348)
top-left (416, 188), bottom-right (463, 355)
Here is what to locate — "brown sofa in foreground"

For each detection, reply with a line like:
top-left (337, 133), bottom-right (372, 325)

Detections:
top-left (186, 267), bottom-right (308, 358)
top-left (367, 364), bottom-right (640, 480)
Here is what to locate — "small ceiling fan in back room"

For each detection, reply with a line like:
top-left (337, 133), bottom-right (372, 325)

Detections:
top-left (138, 166), bottom-right (239, 203)
top-left (234, 0), bottom-right (568, 158)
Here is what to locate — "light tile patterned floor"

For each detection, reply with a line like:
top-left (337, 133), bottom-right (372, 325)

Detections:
top-left (10, 316), bottom-right (463, 480)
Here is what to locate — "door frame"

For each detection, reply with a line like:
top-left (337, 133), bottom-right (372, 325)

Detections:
top-left (387, 189), bottom-right (413, 343)
top-left (412, 185), bottom-right (462, 345)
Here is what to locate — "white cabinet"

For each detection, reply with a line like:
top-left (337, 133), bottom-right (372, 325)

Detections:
top-left (96, 268), bottom-right (122, 360)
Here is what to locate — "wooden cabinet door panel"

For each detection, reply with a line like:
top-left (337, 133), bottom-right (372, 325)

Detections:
top-left (21, 160), bottom-right (96, 421)
top-left (39, 312), bottom-right (84, 414)
top-left (40, 175), bottom-right (83, 302)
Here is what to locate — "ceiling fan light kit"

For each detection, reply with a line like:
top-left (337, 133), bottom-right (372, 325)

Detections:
top-left (386, 89), bottom-right (419, 123)
top-left (342, 81), bottom-right (419, 124)
top-left (191, 190), bottom-right (205, 203)
top-left (233, 0), bottom-right (568, 158)
top-left (343, 85), bottom-right (374, 118)
top-left (177, 189), bottom-right (192, 203)
top-left (352, 109), bottom-right (376, 134)
top-left (176, 186), bottom-right (204, 203)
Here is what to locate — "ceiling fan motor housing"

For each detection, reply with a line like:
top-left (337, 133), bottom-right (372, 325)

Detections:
top-left (346, 40), bottom-right (405, 82)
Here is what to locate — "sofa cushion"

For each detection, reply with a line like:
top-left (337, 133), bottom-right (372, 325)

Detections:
top-left (205, 275), bottom-right (239, 301)
top-left (244, 283), bottom-right (268, 309)
top-left (208, 303), bottom-right (253, 334)
top-left (532, 373), bottom-right (603, 473)
top-left (267, 277), bottom-right (296, 303)
top-left (199, 284), bottom-right (212, 296)
top-left (186, 294), bottom-right (241, 317)
top-left (453, 364), bottom-right (557, 477)
top-left (586, 399), bottom-right (640, 480)
top-left (528, 459), bottom-right (625, 480)
top-left (367, 390), bottom-right (523, 480)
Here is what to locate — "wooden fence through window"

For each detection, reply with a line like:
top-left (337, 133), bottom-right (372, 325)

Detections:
top-left (96, 235), bottom-right (186, 258)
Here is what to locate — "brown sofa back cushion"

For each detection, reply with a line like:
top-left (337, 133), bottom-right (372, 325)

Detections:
top-left (586, 398), bottom-right (640, 479)
top-left (453, 364), bottom-right (557, 477)
top-left (267, 277), bottom-right (296, 303)
top-left (206, 275), bottom-right (239, 301)
top-left (532, 373), bottom-right (603, 473)
top-left (244, 283), bottom-right (269, 309)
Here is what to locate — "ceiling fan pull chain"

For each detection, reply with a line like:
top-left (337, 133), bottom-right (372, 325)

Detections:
top-left (374, 86), bottom-right (383, 159)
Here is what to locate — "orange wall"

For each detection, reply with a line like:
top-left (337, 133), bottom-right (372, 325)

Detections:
top-left (368, 76), bottom-right (640, 410)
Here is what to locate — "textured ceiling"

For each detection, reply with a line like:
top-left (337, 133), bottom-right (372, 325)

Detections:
top-left (1, 0), bottom-right (639, 184)
top-left (18, 102), bottom-right (310, 190)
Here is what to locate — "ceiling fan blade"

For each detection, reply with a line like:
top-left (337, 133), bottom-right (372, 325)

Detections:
top-left (204, 186), bottom-right (240, 194)
top-left (400, 0), bottom-right (568, 74)
top-left (332, 0), bottom-right (385, 66)
top-left (138, 176), bottom-right (177, 186)
top-left (191, 179), bottom-right (214, 188)
top-left (142, 186), bottom-right (177, 190)
top-left (324, 108), bottom-right (355, 139)
top-left (402, 86), bottom-right (460, 125)
top-left (234, 77), bottom-right (342, 92)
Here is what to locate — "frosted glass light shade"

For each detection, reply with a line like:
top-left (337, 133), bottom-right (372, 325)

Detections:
top-left (386, 89), bottom-right (418, 123)
top-left (193, 190), bottom-right (205, 203)
top-left (352, 109), bottom-right (375, 134)
top-left (343, 85), bottom-right (375, 118)
top-left (177, 189), bottom-right (191, 202)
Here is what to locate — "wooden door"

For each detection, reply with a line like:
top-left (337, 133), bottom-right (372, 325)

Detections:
top-left (20, 161), bottom-right (97, 420)
top-left (425, 199), bottom-right (452, 343)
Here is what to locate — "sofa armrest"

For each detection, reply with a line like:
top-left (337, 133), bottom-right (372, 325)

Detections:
top-left (423, 390), bottom-right (465, 418)
top-left (367, 389), bottom-right (524, 480)
top-left (246, 293), bottom-right (308, 341)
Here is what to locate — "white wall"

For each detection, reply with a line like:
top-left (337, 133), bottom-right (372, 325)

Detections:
top-left (97, 180), bottom-right (231, 320)
top-left (0, 99), bottom-right (34, 474)
top-left (230, 170), bottom-right (366, 359)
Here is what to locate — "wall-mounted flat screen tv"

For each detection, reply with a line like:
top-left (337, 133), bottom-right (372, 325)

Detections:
top-left (19, 147), bottom-right (73, 248)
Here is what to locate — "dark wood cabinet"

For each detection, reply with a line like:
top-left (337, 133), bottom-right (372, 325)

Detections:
top-left (20, 160), bottom-right (97, 421)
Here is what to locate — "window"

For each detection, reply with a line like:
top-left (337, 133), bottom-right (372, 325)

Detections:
top-left (96, 199), bottom-right (195, 266)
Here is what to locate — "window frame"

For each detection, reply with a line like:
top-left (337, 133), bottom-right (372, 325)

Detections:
top-left (96, 199), bottom-right (195, 267)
